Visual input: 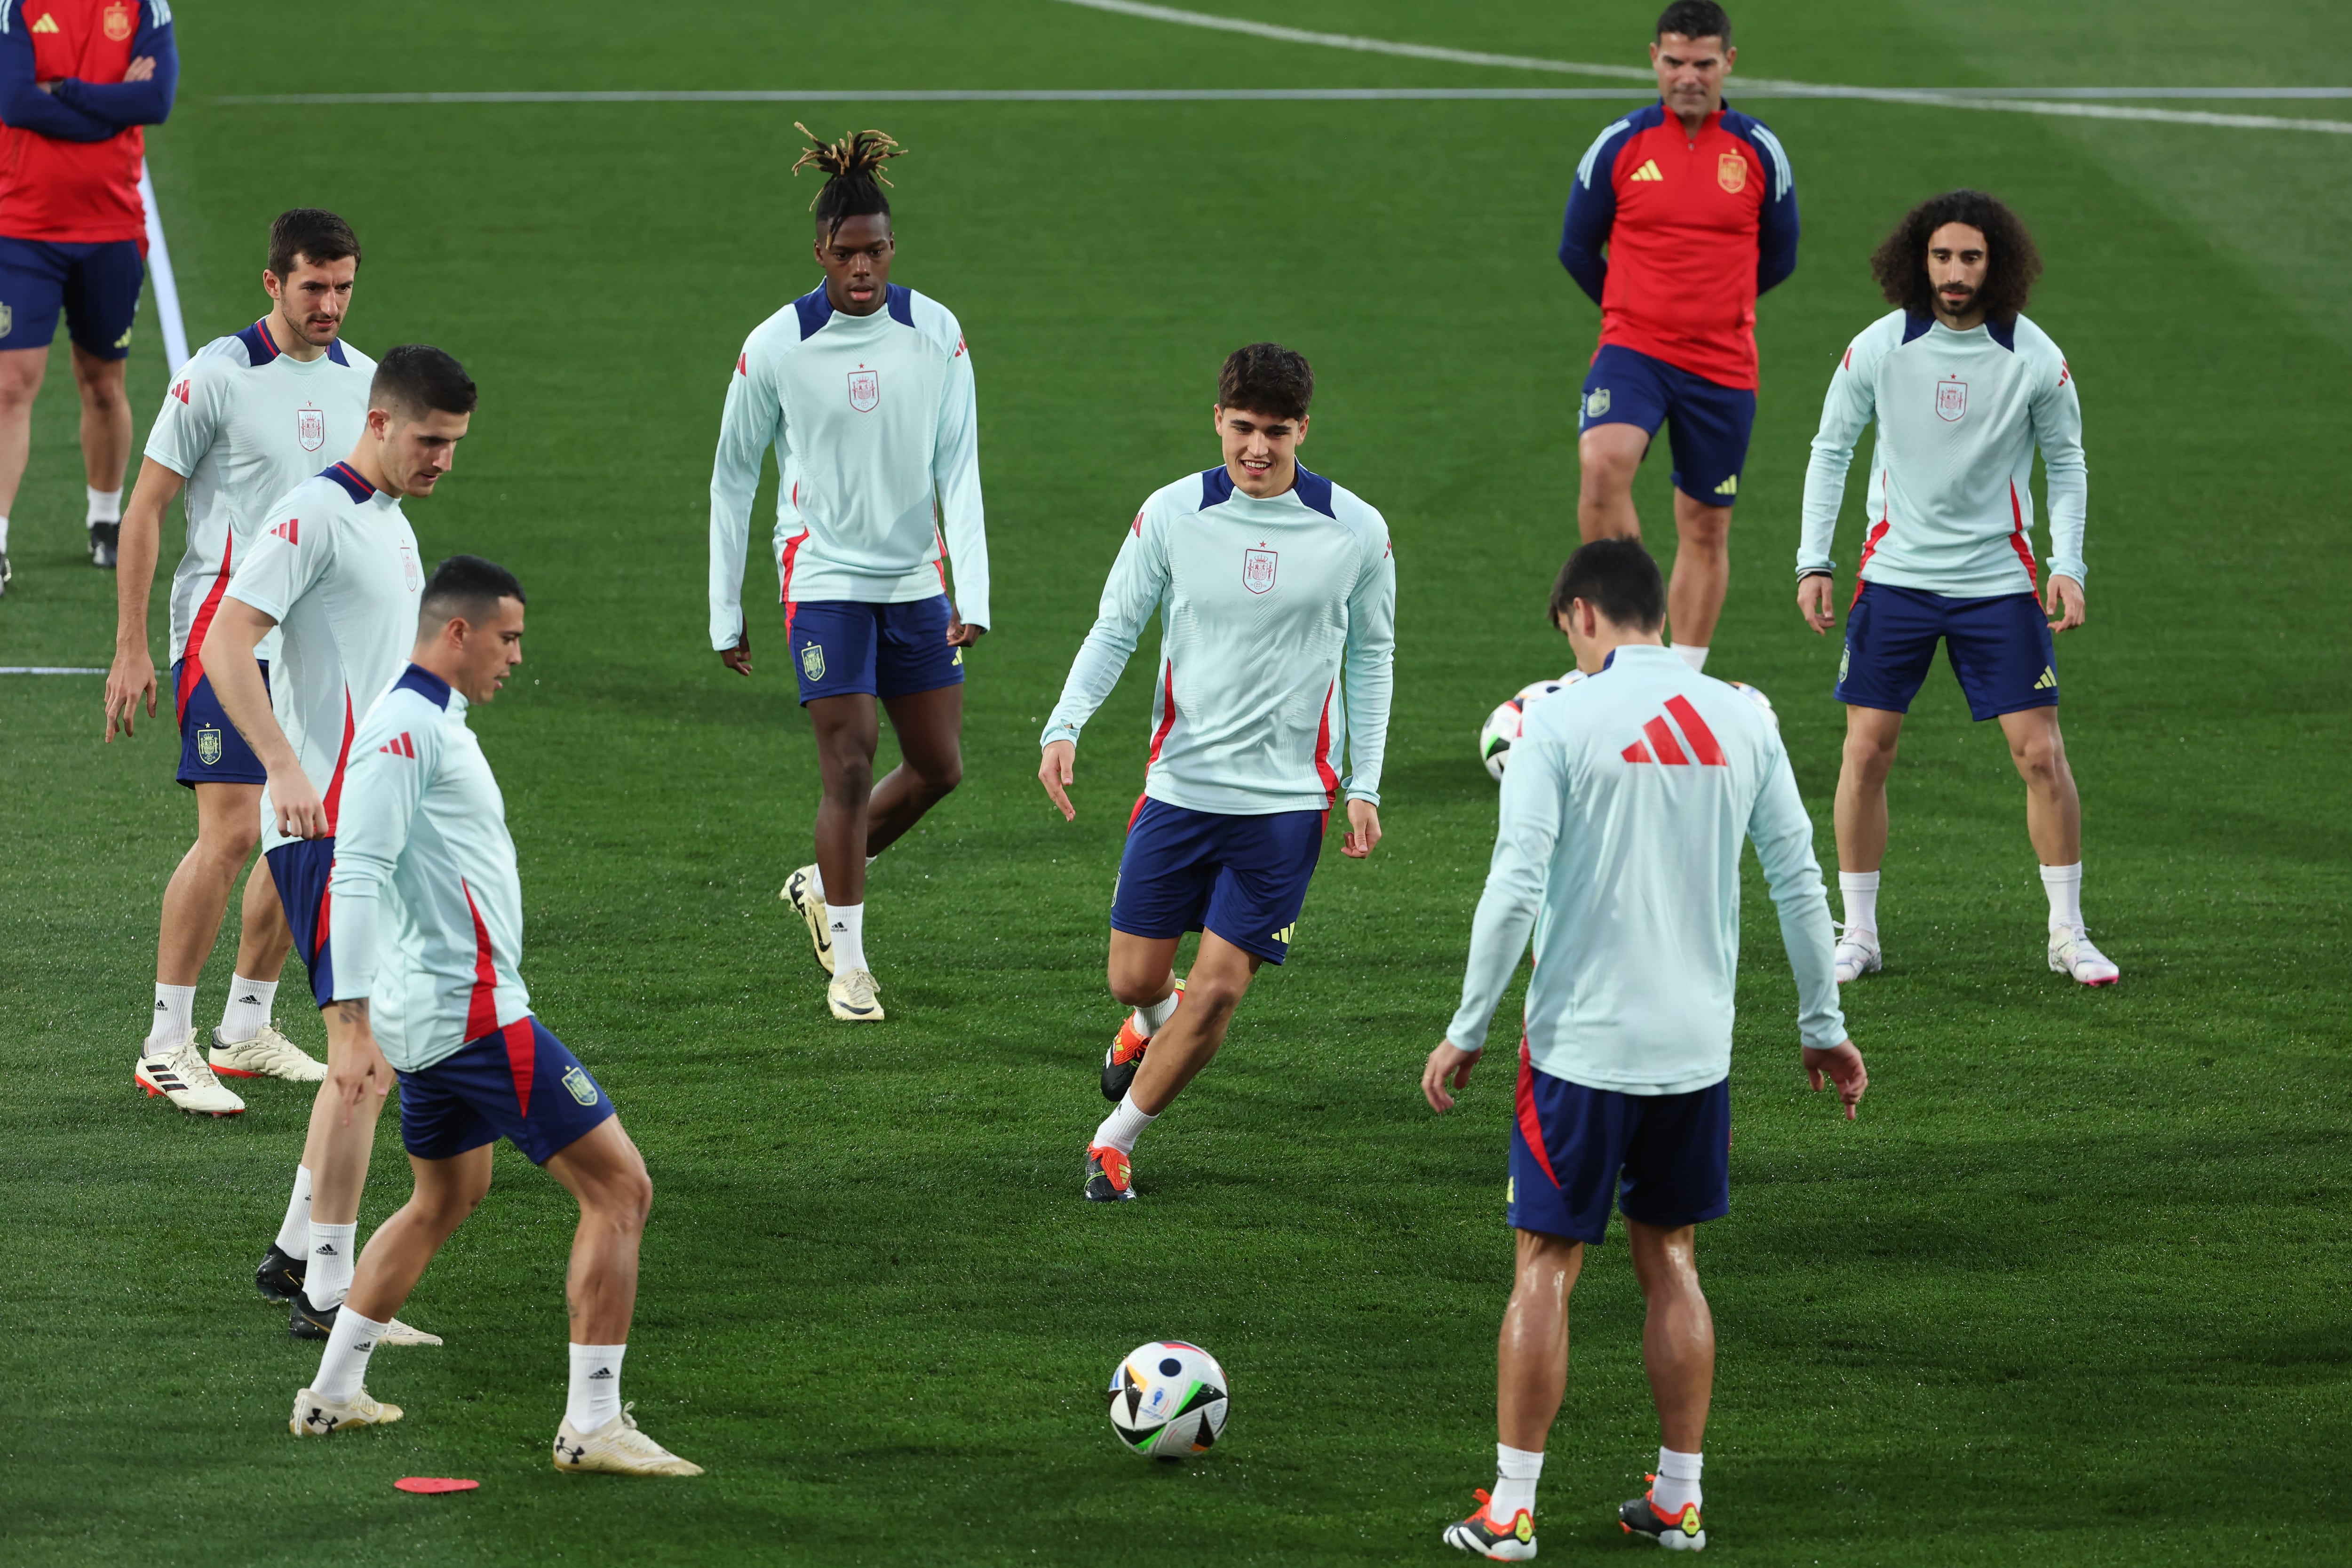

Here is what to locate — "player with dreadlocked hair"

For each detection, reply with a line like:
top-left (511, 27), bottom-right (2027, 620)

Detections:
top-left (708, 123), bottom-right (992, 1024)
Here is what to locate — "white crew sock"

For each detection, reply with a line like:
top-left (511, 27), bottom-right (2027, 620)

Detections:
top-left (305, 1221), bottom-right (358, 1311)
top-left (1838, 870), bottom-right (1880, 935)
top-left (218, 975), bottom-right (279, 1044)
top-left (566, 1342), bottom-right (627, 1432)
top-left (1492, 1442), bottom-right (1544, 1521)
top-left (146, 983), bottom-right (196, 1052)
top-left (2040, 861), bottom-right (2083, 931)
top-left (274, 1164), bottom-right (313, 1258)
top-left (1653, 1446), bottom-right (1704, 1515)
top-left (1671, 643), bottom-right (1709, 672)
top-left (1132, 987), bottom-right (1182, 1038)
top-left (828, 901), bottom-right (868, 973)
top-left (312, 1305), bottom-right (387, 1402)
top-left (810, 854), bottom-right (878, 904)
top-left (0, 512), bottom-right (10, 551)
top-left (1092, 1091), bottom-right (1158, 1155)
top-left (86, 486), bottom-right (121, 525)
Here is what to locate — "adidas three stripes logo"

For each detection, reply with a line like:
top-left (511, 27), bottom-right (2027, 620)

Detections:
top-left (1621, 696), bottom-right (1728, 766)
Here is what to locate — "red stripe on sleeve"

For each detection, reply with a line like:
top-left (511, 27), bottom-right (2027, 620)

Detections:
top-left (1311, 681), bottom-right (1341, 806)
top-left (2006, 481), bottom-right (2038, 585)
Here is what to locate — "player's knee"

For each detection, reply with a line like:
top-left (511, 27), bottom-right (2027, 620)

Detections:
top-left (2011, 734), bottom-right (2066, 788)
top-left (202, 814), bottom-right (262, 865)
top-left (0, 362), bottom-right (42, 411)
top-left (1843, 730), bottom-right (1899, 779)
top-left (602, 1165), bottom-right (653, 1232)
top-left (1181, 974), bottom-right (1246, 1021)
top-left (73, 365), bottom-right (127, 411)
top-left (921, 752), bottom-right (963, 796)
top-left (1676, 506), bottom-right (1732, 553)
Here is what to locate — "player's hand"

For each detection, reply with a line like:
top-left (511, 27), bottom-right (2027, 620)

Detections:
top-left (720, 632), bottom-right (753, 677)
top-left (267, 764), bottom-right (329, 840)
top-left (946, 611), bottom-right (985, 649)
top-left (326, 1007), bottom-right (393, 1126)
top-left (35, 80), bottom-right (53, 95)
top-left (1797, 574), bottom-right (1837, 635)
top-left (1422, 1039), bottom-right (1479, 1113)
top-left (1341, 798), bottom-right (1382, 859)
top-left (1803, 1040), bottom-right (1868, 1120)
top-left (103, 644), bottom-right (157, 741)
top-left (124, 56), bottom-right (157, 83)
top-left (2043, 574), bottom-right (2085, 634)
top-left (1039, 739), bottom-right (1077, 821)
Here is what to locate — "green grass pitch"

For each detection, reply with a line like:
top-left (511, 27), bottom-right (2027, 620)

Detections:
top-left (2, 2), bottom-right (2346, 1562)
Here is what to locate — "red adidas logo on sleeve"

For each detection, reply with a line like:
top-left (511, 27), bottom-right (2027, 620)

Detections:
top-left (1621, 696), bottom-right (1728, 766)
top-left (269, 517), bottom-right (299, 544)
top-left (377, 732), bottom-right (417, 759)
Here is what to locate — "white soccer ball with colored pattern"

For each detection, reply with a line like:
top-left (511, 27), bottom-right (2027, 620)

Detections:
top-left (1107, 1340), bottom-right (1229, 1460)
top-left (1725, 680), bottom-right (1778, 730)
top-left (1478, 672), bottom-right (1587, 780)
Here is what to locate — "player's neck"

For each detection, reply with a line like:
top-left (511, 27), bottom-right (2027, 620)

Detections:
top-left (1670, 99), bottom-right (1719, 137)
top-left (343, 442), bottom-right (396, 497)
top-left (1226, 456), bottom-right (1297, 500)
top-left (266, 306), bottom-right (328, 364)
top-left (1934, 305), bottom-right (1989, 333)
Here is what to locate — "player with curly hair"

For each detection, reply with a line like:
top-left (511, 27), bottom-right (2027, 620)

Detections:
top-left (1795, 188), bottom-right (2118, 989)
top-left (708, 126), bottom-right (991, 1023)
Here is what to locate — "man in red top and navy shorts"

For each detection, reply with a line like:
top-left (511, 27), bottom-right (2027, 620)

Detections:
top-left (1559, 1), bottom-right (1795, 674)
top-left (0, 0), bottom-right (176, 593)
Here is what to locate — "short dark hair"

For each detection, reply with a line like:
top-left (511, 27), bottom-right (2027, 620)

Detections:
top-left (370, 345), bottom-right (478, 421)
top-left (267, 208), bottom-right (360, 280)
top-left (1657, 1), bottom-right (1731, 44)
top-left (1550, 537), bottom-right (1666, 632)
top-left (1870, 189), bottom-right (2043, 324)
top-left (793, 123), bottom-right (905, 240)
top-left (419, 554), bottom-right (524, 633)
top-left (1217, 342), bottom-right (1313, 422)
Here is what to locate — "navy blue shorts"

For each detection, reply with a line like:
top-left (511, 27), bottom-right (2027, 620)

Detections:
top-left (1578, 343), bottom-right (1756, 507)
top-left (397, 1017), bottom-right (617, 1165)
top-left (0, 236), bottom-right (143, 359)
top-left (266, 837), bottom-right (337, 1009)
top-left (1508, 1044), bottom-right (1731, 1243)
top-left (1837, 581), bottom-right (2057, 722)
top-left (787, 594), bottom-right (964, 705)
top-left (1111, 798), bottom-right (1324, 964)
top-left (170, 658), bottom-right (269, 788)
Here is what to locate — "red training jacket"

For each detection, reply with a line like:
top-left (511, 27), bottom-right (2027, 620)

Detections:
top-left (0, 0), bottom-right (180, 244)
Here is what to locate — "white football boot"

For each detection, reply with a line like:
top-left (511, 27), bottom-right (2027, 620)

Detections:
top-left (2048, 925), bottom-right (2121, 986)
top-left (290, 1385), bottom-right (402, 1436)
top-left (209, 1024), bottom-right (327, 1082)
top-left (552, 1404), bottom-right (703, 1476)
top-left (1833, 926), bottom-right (1882, 985)
top-left (781, 863), bottom-right (835, 975)
top-left (827, 967), bottom-right (884, 1022)
top-left (135, 1033), bottom-right (246, 1115)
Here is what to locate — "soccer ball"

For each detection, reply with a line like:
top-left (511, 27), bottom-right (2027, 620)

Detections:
top-left (1478, 672), bottom-right (1588, 780)
top-left (1725, 680), bottom-right (1778, 731)
top-left (1107, 1340), bottom-right (1229, 1460)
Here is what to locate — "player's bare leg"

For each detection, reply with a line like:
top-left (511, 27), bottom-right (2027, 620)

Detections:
top-left (1574, 422), bottom-right (1648, 543)
top-left (2001, 705), bottom-right (2114, 983)
top-left (70, 342), bottom-right (133, 520)
top-left (1666, 489), bottom-right (1734, 655)
top-left (805, 692), bottom-right (895, 1016)
top-left (1496, 1228), bottom-right (1583, 1449)
top-left (231, 857), bottom-right (295, 982)
top-left (1828, 704), bottom-right (1905, 983)
top-left (1085, 931), bottom-right (1259, 1202)
top-left (287, 1023), bottom-right (395, 1333)
top-left (154, 781), bottom-right (264, 993)
top-left (866, 682), bottom-right (964, 854)
top-left (0, 345), bottom-right (48, 519)
top-left (1620, 1219), bottom-right (1714, 1548)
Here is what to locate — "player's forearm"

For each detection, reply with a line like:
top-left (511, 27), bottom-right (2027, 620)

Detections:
top-left (939, 511), bottom-right (991, 629)
top-left (1797, 442), bottom-right (1854, 574)
top-left (1751, 767), bottom-right (1847, 1050)
top-left (201, 614), bottom-right (296, 770)
top-left (706, 492), bottom-right (755, 650)
top-left (113, 505), bottom-right (164, 651)
top-left (1339, 658), bottom-right (1394, 805)
top-left (324, 883), bottom-right (383, 1002)
top-left (2042, 454), bottom-right (2089, 584)
top-left (50, 72), bottom-right (174, 127)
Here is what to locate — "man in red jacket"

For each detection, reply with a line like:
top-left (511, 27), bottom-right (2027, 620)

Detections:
top-left (1558, 1), bottom-right (1796, 673)
top-left (0, 0), bottom-right (176, 596)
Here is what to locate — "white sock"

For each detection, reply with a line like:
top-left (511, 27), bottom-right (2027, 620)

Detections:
top-left (1492, 1442), bottom-right (1544, 1521)
top-left (2040, 862), bottom-right (2083, 930)
top-left (146, 983), bottom-right (196, 1052)
top-left (1092, 1091), bottom-right (1158, 1155)
top-left (274, 1164), bottom-right (313, 1258)
top-left (810, 854), bottom-right (878, 904)
top-left (566, 1342), bottom-right (627, 1432)
top-left (0, 512), bottom-right (10, 551)
top-left (305, 1221), bottom-right (357, 1311)
top-left (1132, 987), bottom-right (1181, 1038)
top-left (1838, 870), bottom-right (1880, 934)
top-left (829, 901), bottom-right (868, 973)
top-left (312, 1305), bottom-right (387, 1402)
top-left (218, 975), bottom-right (279, 1044)
top-left (1671, 643), bottom-right (1708, 672)
top-left (86, 486), bottom-right (121, 524)
top-left (1653, 1447), bottom-right (1703, 1515)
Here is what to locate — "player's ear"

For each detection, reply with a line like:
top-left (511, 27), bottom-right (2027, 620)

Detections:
top-left (1293, 414), bottom-right (1309, 444)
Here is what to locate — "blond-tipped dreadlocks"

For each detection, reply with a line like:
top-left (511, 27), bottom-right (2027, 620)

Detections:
top-left (792, 123), bottom-right (906, 237)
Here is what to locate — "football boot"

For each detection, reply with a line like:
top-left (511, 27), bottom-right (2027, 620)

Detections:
top-left (89, 520), bottom-right (119, 568)
top-left (289, 1296), bottom-right (443, 1346)
top-left (781, 863), bottom-right (834, 975)
top-left (134, 1033), bottom-right (246, 1115)
top-left (1102, 977), bottom-right (1182, 1102)
top-left (1832, 926), bottom-right (1881, 985)
top-left (827, 967), bottom-right (883, 1021)
top-left (210, 1024), bottom-right (326, 1082)
top-left (1441, 1488), bottom-right (1537, 1560)
top-left (1620, 1479), bottom-right (1706, 1551)
top-left (290, 1385), bottom-right (401, 1436)
top-left (1082, 1143), bottom-right (1136, 1203)
top-left (552, 1404), bottom-right (703, 1476)
top-left (255, 1242), bottom-right (307, 1303)
top-left (2048, 925), bottom-right (2120, 986)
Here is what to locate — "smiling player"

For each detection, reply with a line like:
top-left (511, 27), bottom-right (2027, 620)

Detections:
top-left (709, 125), bottom-right (990, 1025)
top-left (1559, 1), bottom-right (1798, 669)
top-left (1039, 343), bottom-right (1395, 1204)
top-left (1796, 189), bottom-right (2115, 988)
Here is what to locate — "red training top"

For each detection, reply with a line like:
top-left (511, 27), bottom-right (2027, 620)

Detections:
top-left (0, 0), bottom-right (180, 244)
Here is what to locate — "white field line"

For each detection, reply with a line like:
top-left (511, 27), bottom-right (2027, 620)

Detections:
top-left (137, 161), bottom-right (191, 374)
top-left (1049, 0), bottom-right (2352, 132)
top-left (0, 667), bottom-right (107, 674)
